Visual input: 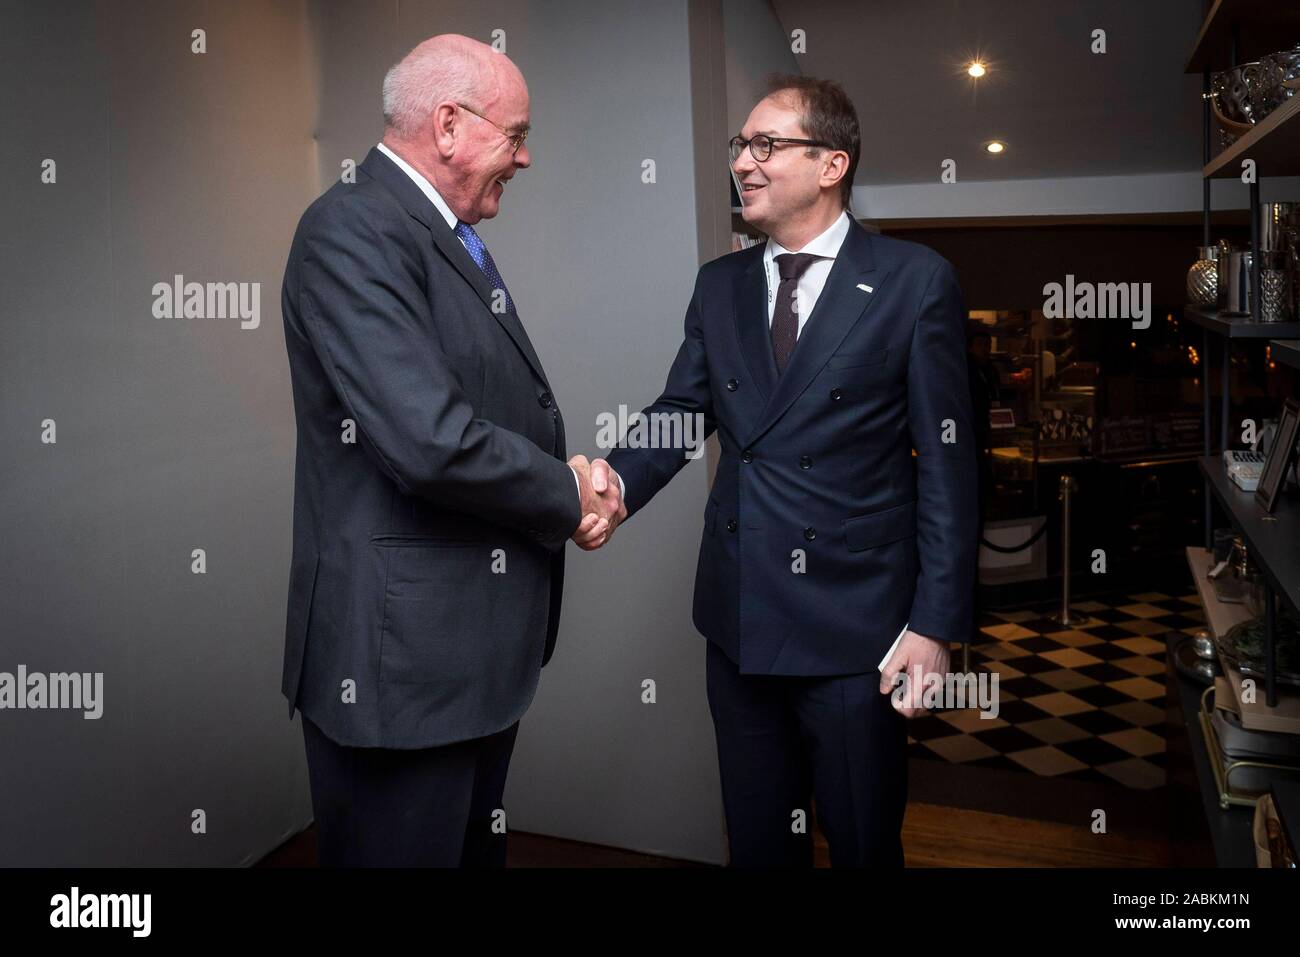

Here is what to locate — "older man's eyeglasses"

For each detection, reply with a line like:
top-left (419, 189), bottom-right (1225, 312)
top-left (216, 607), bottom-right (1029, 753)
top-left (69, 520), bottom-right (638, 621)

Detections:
top-left (457, 103), bottom-right (528, 155)
top-left (729, 133), bottom-right (831, 163)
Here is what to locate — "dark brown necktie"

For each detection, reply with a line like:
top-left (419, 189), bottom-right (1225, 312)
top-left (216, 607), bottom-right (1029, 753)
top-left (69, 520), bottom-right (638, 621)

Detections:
top-left (771, 253), bottom-right (818, 375)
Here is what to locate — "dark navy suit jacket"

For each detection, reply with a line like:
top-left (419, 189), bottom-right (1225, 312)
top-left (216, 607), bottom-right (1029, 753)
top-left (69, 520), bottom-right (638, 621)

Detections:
top-left (608, 220), bottom-right (978, 675)
top-left (280, 147), bottom-right (580, 748)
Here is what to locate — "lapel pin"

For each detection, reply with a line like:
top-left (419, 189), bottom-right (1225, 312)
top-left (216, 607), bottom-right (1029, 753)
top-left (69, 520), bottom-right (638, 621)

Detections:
top-left (856, 283), bottom-right (874, 294)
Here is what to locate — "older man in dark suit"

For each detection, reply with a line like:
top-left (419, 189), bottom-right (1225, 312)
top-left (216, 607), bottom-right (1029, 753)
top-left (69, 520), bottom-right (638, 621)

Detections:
top-left (280, 34), bottom-right (620, 867)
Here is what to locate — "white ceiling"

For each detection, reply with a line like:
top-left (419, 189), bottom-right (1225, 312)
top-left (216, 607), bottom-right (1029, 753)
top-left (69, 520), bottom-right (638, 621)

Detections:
top-left (768, 0), bottom-right (1209, 185)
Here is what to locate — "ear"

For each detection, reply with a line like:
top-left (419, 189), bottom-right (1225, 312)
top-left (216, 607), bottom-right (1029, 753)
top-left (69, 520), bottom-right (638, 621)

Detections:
top-left (431, 102), bottom-right (459, 159)
top-left (819, 149), bottom-right (849, 194)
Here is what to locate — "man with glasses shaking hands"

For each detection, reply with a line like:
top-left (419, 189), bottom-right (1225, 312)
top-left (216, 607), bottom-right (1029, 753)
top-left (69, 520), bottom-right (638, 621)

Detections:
top-left (594, 75), bottom-right (979, 867)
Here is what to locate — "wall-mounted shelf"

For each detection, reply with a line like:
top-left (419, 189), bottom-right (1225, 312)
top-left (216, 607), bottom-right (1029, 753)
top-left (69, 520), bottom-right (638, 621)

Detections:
top-left (1183, 306), bottom-right (1300, 339)
top-left (1205, 95), bottom-right (1300, 180)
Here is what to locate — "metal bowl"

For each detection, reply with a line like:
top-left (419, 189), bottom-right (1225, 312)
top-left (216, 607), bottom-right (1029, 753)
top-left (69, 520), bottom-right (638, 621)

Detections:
top-left (1211, 46), bottom-right (1300, 145)
top-left (1211, 63), bottom-right (1262, 143)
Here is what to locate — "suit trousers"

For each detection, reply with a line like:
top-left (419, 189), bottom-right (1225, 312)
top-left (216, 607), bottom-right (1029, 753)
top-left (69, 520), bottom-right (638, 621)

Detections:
top-left (301, 713), bottom-right (519, 867)
top-left (705, 638), bottom-right (909, 867)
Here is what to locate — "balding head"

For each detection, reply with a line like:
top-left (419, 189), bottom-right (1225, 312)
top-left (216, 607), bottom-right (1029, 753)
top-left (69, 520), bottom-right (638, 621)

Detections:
top-left (382, 34), bottom-right (525, 137)
top-left (379, 34), bottom-right (531, 224)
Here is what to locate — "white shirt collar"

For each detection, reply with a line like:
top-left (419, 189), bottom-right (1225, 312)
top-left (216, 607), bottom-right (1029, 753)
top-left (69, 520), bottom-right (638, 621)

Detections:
top-left (376, 142), bottom-right (459, 230)
top-left (764, 209), bottom-right (852, 262)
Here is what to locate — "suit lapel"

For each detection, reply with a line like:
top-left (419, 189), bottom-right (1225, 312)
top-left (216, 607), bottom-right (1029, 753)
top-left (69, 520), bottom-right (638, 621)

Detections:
top-left (429, 222), bottom-right (553, 390)
top-left (734, 252), bottom-right (778, 403)
top-left (360, 147), bottom-right (552, 390)
top-left (746, 223), bottom-right (888, 445)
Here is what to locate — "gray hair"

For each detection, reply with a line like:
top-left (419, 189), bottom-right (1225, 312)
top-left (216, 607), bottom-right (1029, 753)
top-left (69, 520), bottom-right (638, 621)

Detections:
top-left (381, 36), bottom-right (498, 137)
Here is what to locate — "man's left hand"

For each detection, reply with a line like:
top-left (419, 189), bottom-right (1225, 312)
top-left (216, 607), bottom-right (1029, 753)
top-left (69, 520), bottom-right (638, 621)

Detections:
top-left (878, 630), bottom-right (951, 718)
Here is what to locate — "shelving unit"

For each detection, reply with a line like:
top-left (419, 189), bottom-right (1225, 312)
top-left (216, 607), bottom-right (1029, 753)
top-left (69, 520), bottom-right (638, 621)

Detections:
top-left (1180, 0), bottom-right (1300, 868)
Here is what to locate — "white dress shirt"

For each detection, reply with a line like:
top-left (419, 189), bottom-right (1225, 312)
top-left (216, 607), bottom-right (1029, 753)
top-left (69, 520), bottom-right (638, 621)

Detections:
top-left (375, 142), bottom-right (591, 514)
top-left (762, 209), bottom-right (852, 334)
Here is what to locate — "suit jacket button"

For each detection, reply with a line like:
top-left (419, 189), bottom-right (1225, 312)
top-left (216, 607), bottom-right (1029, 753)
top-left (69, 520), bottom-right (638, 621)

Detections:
top-left (829, 388), bottom-right (843, 401)
top-left (538, 391), bottom-right (553, 409)
top-left (726, 518), bottom-right (738, 533)
top-left (741, 449), bottom-right (754, 463)
top-left (726, 378), bottom-right (739, 392)
top-left (799, 455), bottom-right (812, 469)
top-left (803, 526), bottom-right (817, 541)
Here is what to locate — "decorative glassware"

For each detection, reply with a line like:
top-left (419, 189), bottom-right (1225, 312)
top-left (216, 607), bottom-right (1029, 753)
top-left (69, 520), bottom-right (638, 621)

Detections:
top-left (1187, 245), bottom-right (1219, 307)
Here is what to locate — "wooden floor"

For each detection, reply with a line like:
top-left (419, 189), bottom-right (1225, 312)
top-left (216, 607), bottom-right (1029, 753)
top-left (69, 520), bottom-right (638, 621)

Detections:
top-left (259, 799), bottom-right (1173, 867)
top-left (898, 801), bottom-right (1171, 867)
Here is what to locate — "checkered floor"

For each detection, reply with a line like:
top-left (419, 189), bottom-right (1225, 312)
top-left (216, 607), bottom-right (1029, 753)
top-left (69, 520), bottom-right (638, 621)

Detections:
top-left (907, 590), bottom-right (1206, 789)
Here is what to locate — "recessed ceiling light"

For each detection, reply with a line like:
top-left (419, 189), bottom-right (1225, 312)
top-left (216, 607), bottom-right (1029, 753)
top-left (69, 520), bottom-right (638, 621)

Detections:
top-left (967, 62), bottom-right (986, 78)
top-left (985, 140), bottom-right (1005, 154)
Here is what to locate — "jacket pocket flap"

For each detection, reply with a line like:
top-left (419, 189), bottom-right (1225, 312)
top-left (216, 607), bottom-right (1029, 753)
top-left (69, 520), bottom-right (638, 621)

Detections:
top-left (843, 500), bottom-right (916, 551)
top-left (370, 533), bottom-right (480, 547)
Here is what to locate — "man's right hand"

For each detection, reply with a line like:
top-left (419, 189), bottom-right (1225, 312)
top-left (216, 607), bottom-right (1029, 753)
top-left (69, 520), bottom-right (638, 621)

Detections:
top-left (569, 454), bottom-right (619, 550)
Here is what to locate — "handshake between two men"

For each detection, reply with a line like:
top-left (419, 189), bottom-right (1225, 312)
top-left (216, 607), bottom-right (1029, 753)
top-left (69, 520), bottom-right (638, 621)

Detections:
top-left (568, 456), bottom-right (626, 551)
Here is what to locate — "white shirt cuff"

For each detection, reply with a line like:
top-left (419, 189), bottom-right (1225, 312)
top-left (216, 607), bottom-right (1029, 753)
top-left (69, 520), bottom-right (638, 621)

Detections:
top-left (878, 622), bottom-right (909, 672)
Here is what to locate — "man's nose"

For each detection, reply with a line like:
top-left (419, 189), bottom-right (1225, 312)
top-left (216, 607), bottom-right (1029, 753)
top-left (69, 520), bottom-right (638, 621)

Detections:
top-left (731, 151), bottom-right (755, 177)
top-left (514, 144), bottom-right (532, 169)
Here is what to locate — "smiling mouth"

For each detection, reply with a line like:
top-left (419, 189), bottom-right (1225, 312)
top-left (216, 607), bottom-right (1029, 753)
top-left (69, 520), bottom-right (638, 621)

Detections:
top-left (741, 183), bottom-right (765, 195)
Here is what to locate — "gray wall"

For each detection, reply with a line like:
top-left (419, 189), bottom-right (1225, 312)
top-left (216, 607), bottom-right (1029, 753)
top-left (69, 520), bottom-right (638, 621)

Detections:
top-left (1, 0), bottom-right (753, 865)
top-left (723, 0), bottom-right (800, 135)
top-left (0, 0), bottom-right (316, 865)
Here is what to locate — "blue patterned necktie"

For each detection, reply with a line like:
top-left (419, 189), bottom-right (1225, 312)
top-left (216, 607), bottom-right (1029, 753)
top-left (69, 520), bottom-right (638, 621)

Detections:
top-left (454, 221), bottom-right (514, 312)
